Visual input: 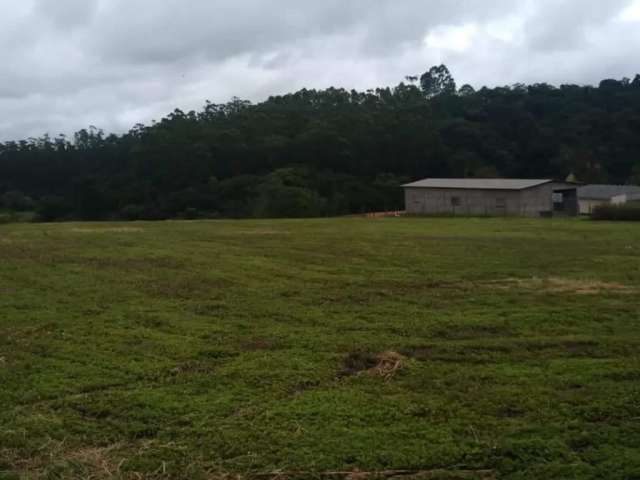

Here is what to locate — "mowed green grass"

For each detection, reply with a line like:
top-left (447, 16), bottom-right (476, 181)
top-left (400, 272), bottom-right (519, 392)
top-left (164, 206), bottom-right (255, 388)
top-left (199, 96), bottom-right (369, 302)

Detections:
top-left (1, 218), bottom-right (639, 479)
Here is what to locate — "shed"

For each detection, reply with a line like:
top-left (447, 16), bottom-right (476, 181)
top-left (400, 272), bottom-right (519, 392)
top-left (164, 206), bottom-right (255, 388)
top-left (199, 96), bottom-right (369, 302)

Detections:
top-left (402, 178), bottom-right (578, 217)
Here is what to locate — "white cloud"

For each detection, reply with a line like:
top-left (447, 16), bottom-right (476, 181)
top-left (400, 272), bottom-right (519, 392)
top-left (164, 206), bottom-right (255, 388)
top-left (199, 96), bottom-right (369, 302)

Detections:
top-left (424, 24), bottom-right (479, 53)
top-left (485, 15), bottom-right (527, 45)
top-left (618, 0), bottom-right (640, 21)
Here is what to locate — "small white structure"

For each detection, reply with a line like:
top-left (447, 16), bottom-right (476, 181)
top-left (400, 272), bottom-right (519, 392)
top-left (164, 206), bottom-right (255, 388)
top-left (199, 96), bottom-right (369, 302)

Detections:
top-left (578, 185), bottom-right (640, 214)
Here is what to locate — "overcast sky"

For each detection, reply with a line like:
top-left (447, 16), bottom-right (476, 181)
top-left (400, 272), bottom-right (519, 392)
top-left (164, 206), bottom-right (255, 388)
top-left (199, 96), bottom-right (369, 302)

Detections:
top-left (1, 0), bottom-right (640, 141)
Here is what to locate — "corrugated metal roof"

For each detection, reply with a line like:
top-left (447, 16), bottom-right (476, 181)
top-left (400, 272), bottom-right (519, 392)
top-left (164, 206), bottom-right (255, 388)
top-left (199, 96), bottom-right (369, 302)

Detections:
top-left (578, 184), bottom-right (640, 200)
top-left (402, 178), bottom-right (552, 190)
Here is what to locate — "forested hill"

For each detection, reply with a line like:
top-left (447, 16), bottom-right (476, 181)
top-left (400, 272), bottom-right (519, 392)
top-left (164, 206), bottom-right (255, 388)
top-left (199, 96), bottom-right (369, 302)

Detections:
top-left (2, 66), bottom-right (640, 221)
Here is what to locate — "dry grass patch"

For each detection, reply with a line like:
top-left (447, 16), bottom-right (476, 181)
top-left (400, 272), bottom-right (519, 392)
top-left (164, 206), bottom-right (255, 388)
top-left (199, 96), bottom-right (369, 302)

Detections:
top-left (63, 444), bottom-right (125, 477)
top-left (168, 360), bottom-right (216, 377)
top-left (5, 441), bottom-right (126, 480)
top-left (341, 351), bottom-right (407, 381)
top-left (369, 351), bottom-right (406, 380)
top-left (70, 227), bottom-right (145, 234)
top-left (234, 229), bottom-right (290, 236)
top-left (488, 276), bottom-right (635, 295)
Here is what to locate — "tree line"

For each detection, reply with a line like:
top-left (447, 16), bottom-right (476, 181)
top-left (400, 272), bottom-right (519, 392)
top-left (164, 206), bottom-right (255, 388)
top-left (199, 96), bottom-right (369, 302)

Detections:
top-left (1, 66), bottom-right (640, 221)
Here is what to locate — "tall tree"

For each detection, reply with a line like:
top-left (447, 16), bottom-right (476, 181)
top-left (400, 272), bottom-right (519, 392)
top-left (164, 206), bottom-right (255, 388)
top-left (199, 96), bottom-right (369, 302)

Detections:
top-left (420, 65), bottom-right (457, 98)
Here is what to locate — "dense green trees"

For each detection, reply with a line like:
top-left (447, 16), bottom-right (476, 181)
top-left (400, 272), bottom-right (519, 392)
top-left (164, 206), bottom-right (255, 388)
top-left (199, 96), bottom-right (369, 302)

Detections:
top-left (419, 64), bottom-right (457, 98)
top-left (1, 190), bottom-right (35, 211)
top-left (1, 67), bottom-right (640, 221)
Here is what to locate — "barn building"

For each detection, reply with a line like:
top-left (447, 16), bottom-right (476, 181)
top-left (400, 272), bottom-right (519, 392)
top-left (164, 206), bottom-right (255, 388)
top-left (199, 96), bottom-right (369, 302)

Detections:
top-left (403, 178), bottom-right (579, 217)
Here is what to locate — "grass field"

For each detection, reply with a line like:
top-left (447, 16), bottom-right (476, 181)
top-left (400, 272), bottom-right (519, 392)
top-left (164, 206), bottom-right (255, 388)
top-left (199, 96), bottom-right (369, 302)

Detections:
top-left (1, 218), bottom-right (639, 479)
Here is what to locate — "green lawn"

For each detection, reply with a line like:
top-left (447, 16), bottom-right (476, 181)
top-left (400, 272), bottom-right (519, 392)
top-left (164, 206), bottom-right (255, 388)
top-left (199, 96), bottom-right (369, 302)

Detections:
top-left (1, 218), bottom-right (639, 479)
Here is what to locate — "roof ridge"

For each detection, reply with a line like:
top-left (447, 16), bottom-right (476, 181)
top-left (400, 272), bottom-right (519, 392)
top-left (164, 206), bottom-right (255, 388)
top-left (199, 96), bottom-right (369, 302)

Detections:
top-left (402, 178), bottom-right (553, 190)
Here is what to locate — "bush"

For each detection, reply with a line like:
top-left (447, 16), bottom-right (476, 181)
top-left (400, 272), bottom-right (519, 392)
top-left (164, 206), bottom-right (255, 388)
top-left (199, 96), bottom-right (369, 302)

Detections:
top-left (120, 204), bottom-right (168, 221)
top-left (592, 204), bottom-right (640, 221)
top-left (180, 208), bottom-right (203, 220)
top-left (0, 211), bottom-right (36, 224)
top-left (1, 190), bottom-right (35, 211)
top-left (120, 204), bottom-right (146, 221)
top-left (36, 196), bottom-right (72, 222)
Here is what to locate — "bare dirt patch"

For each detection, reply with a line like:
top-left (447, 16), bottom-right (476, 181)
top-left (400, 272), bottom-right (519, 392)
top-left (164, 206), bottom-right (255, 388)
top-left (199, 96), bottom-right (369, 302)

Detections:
top-left (488, 277), bottom-right (635, 295)
top-left (340, 351), bottom-right (378, 377)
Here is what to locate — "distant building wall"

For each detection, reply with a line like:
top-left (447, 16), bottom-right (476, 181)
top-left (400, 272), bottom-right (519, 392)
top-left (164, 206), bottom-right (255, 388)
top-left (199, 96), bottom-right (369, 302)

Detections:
top-left (579, 199), bottom-right (608, 215)
top-left (404, 184), bottom-right (553, 217)
top-left (520, 183), bottom-right (554, 216)
top-left (584, 194), bottom-right (640, 212)
top-left (578, 185), bottom-right (640, 214)
top-left (612, 194), bottom-right (629, 205)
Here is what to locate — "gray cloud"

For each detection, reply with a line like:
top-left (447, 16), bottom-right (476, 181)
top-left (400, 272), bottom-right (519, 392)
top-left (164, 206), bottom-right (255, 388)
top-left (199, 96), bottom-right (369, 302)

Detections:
top-left (524, 0), bottom-right (630, 52)
top-left (0, 0), bottom-right (638, 140)
top-left (35, 0), bottom-right (99, 29)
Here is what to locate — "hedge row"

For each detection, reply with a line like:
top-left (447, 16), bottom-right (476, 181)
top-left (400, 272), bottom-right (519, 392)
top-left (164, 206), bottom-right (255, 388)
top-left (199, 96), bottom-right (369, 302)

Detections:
top-left (592, 204), bottom-right (640, 221)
